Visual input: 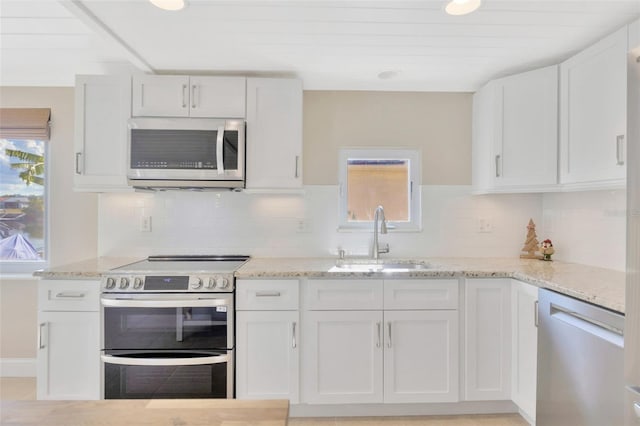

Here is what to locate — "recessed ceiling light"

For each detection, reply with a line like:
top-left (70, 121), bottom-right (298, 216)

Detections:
top-left (445, 0), bottom-right (481, 16)
top-left (149, 0), bottom-right (186, 11)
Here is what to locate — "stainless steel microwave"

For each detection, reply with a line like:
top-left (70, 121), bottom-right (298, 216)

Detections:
top-left (127, 117), bottom-right (245, 190)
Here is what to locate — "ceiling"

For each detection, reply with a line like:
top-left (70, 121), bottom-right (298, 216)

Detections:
top-left (1, 0), bottom-right (639, 91)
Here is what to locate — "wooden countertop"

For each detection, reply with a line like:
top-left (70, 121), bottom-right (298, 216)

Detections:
top-left (0, 399), bottom-right (289, 426)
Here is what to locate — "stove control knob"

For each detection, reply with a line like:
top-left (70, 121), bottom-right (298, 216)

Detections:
top-left (133, 277), bottom-right (144, 290)
top-left (206, 278), bottom-right (216, 289)
top-left (217, 277), bottom-right (229, 289)
top-left (191, 278), bottom-right (203, 290)
top-left (105, 277), bottom-right (116, 290)
top-left (119, 277), bottom-right (130, 290)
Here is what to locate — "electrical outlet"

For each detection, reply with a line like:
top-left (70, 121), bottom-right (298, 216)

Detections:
top-left (296, 219), bottom-right (310, 233)
top-left (477, 217), bottom-right (493, 233)
top-left (140, 215), bottom-right (152, 232)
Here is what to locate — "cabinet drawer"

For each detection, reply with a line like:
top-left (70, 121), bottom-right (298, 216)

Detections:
top-left (236, 279), bottom-right (299, 310)
top-left (38, 280), bottom-right (101, 312)
top-left (306, 279), bottom-right (383, 310)
top-left (384, 279), bottom-right (459, 310)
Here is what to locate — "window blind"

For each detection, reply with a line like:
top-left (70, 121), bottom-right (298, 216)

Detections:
top-left (0, 108), bottom-right (51, 141)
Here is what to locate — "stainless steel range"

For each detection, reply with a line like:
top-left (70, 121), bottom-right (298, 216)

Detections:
top-left (100, 255), bottom-right (249, 400)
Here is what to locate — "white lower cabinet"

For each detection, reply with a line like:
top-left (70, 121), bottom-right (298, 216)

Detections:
top-left (235, 279), bottom-right (300, 402)
top-left (304, 310), bottom-right (383, 404)
top-left (36, 280), bottom-right (101, 400)
top-left (236, 311), bottom-right (299, 402)
top-left (303, 278), bottom-right (459, 405)
top-left (383, 310), bottom-right (459, 403)
top-left (511, 280), bottom-right (539, 423)
top-left (464, 279), bottom-right (511, 401)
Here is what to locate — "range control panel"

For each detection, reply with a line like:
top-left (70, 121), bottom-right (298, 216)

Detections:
top-left (101, 274), bottom-right (234, 293)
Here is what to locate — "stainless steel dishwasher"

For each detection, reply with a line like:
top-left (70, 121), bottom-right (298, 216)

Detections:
top-left (537, 288), bottom-right (625, 425)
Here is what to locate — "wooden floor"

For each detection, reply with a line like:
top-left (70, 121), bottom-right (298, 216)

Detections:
top-left (0, 378), bottom-right (528, 426)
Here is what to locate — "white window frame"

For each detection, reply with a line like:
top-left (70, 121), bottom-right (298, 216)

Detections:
top-left (0, 140), bottom-right (49, 275)
top-left (338, 148), bottom-right (422, 232)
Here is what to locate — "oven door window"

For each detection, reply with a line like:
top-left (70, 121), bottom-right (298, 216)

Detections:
top-left (103, 350), bottom-right (231, 399)
top-left (103, 305), bottom-right (230, 350)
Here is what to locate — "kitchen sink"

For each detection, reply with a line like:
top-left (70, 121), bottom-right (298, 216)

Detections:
top-left (331, 260), bottom-right (431, 272)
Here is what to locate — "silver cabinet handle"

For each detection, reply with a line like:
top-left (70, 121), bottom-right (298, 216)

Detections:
top-left (55, 292), bottom-right (86, 299)
top-left (101, 353), bottom-right (229, 367)
top-left (387, 322), bottom-right (392, 348)
top-left (295, 155), bottom-right (300, 178)
top-left (376, 322), bottom-right (381, 348)
top-left (38, 323), bottom-right (46, 349)
top-left (616, 135), bottom-right (625, 166)
top-left (191, 84), bottom-right (197, 109)
top-left (534, 300), bottom-right (539, 327)
top-left (255, 291), bottom-right (281, 297)
top-left (292, 322), bottom-right (297, 349)
top-left (182, 84), bottom-right (188, 108)
top-left (75, 152), bottom-right (83, 174)
top-left (634, 401), bottom-right (640, 418)
top-left (216, 126), bottom-right (225, 175)
top-left (140, 83), bottom-right (145, 108)
top-left (495, 154), bottom-right (501, 178)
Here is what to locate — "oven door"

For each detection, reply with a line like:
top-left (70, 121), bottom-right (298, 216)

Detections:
top-left (101, 293), bottom-right (234, 350)
top-left (102, 349), bottom-right (233, 399)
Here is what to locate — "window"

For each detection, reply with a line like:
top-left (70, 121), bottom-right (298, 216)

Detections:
top-left (338, 149), bottom-right (421, 231)
top-left (0, 108), bottom-right (49, 273)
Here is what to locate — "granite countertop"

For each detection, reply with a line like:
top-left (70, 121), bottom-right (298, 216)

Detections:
top-left (236, 257), bottom-right (626, 313)
top-left (33, 257), bottom-right (143, 280)
top-left (0, 399), bottom-right (289, 426)
top-left (33, 256), bottom-right (626, 314)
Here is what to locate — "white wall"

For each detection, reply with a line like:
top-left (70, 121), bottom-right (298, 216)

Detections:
top-left (98, 186), bottom-right (543, 259)
top-left (541, 189), bottom-right (626, 271)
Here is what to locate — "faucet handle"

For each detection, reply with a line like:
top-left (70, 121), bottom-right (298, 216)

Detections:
top-left (338, 249), bottom-right (345, 259)
top-left (379, 244), bottom-right (390, 254)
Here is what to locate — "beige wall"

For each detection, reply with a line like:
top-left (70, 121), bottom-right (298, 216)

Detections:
top-left (303, 91), bottom-right (472, 185)
top-left (0, 87), bottom-right (98, 359)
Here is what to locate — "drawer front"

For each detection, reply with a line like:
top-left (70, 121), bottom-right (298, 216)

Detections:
top-left (38, 280), bottom-right (101, 312)
top-left (236, 279), bottom-right (299, 310)
top-left (306, 279), bottom-right (383, 310)
top-left (384, 279), bottom-right (459, 310)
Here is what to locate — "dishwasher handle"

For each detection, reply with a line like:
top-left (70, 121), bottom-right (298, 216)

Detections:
top-left (550, 303), bottom-right (623, 348)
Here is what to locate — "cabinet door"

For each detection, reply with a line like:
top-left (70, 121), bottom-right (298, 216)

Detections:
top-left (464, 279), bottom-right (511, 401)
top-left (383, 310), bottom-right (459, 403)
top-left (132, 74), bottom-right (190, 117)
top-left (189, 76), bottom-right (246, 118)
top-left (246, 78), bottom-right (303, 189)
top-left (511, 280), bottom-right (538, 423)
top-left (236, 311), bottom-right (299, 402)
top-left (74, 75), bottom-right (130, 191)
top-left (36, 311), bottom-right (100, 400)
top-left (471, 80), bottom-right (498, 193)
top-left (494, 65), bottom-right (558, 188)
top-left (303, 310), bottom-right (383, 404)
top-left (559, 26), bottom-right (627, 186)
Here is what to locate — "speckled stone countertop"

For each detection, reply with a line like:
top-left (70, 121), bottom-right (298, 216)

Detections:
top-left (33, 256), bottom-right (626, 313)
top-left (33, 257), bottom-right (143, 280)
top-left (236, 257), bottom-right (626, 313)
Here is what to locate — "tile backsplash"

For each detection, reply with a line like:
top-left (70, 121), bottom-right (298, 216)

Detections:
top-left (97, 185), bottom-right (626, 271)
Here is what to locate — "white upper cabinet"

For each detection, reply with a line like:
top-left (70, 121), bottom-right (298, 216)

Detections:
top-left (132, 75), bottom-right (246, 118)
top-left (74, 75), bottom-right (131, 192)
top-left (245, 78), bottom-right (303, 190)
top-left (472, 65), bottom-right (558, 193)
top-left (559, 26), bottom-right (628, 188)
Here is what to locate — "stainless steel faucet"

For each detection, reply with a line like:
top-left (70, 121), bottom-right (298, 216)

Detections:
top-left (371, 205), bottom-right (389, 260)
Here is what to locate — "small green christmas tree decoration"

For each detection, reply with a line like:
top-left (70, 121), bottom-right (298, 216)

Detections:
top-left (520, 218), bottom-right (540, 259)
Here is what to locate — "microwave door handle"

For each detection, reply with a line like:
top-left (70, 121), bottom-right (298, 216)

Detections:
top-left (216, 126), bottom-right (225, 175)
top-left (101, 353), bottom-right (230, 366)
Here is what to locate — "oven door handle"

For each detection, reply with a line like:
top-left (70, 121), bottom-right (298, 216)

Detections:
top-left (101, 353), bottom-right (230, 366)
top-left (100, 298), bottom-right (229, 308)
